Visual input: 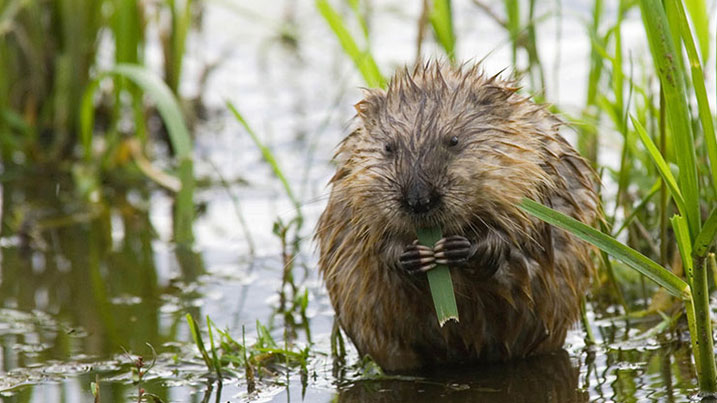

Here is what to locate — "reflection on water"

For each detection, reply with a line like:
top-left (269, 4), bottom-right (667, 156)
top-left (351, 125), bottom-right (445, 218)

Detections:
top-left (337, 351), bottom-right (586, 403)
top-left (0, 0), bottom-right (708, 402)
top-left (0, 171), bottom-right (208, 401)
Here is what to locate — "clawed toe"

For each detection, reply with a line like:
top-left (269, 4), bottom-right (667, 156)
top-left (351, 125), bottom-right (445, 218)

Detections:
top-left (433, 235), bottom-right (473, 265)
top-left (399, 243), bottom-right (436, 273)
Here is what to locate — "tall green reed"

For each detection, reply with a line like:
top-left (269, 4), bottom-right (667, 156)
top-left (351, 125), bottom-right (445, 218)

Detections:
top-left (164, 0), bottom-right (193, 96)
top-left (317, 0), bottom-right (459, 83)
top-left (524, 0), bottom-right (717, 392)
top-left (81, 64), bottom-right (195, 245)
top-left (316, 0), bottom-right (385, 88)
top-left (0, 0), bottom-right (193, 163)
top-left (0, 0), bottom-right (103, 158)
top-left (429, 0), bottom-right (456, 63)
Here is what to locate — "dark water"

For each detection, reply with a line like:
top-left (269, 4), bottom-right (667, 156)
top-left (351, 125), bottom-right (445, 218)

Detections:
top-left (0, 1), bottom-right (709, 402)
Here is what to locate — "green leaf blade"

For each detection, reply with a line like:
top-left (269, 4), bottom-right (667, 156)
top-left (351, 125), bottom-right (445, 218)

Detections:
top-left (694, 208), bottom-right (717, 258)
top-left (639, 0), bottom-right (701, 238)
top-left (672, 214), bottom-right (694, 280)
top-left (316, 0), bottom-right (385, 88)
top-left (109, 64), bottom-right (192, 159)
top-left (417, 227), bottom-right (459, 326)
top-left (631, 115), bottom-right (687, 216)
top-left (672, 0), bottom-right (717, 200)
top-left (518, 198), bottom-right (688, 299)
top-left (429, 0), bottom-right (456, 62)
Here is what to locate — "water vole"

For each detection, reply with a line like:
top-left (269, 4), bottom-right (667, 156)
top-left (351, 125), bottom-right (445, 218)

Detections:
top-left (316, 61), bottom-right (598, 372)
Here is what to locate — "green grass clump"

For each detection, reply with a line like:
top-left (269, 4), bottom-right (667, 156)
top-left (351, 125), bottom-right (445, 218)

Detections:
top-left (81, 64), bottom-right (195, 245)
top-left (521, 0), bottom-right (717, 391)
top-left (186, 315), bottom-right (311, 394)
top-left (0, 0), bottom-right (193, 162)
top-left (0, 1), bottom-right (197, 245)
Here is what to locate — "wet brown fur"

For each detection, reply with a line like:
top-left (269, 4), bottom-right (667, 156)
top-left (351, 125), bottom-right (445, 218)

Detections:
top-left (316, 61), bottom-right (599, 372)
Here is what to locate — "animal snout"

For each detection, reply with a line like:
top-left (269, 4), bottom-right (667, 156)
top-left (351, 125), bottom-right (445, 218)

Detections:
top-left (404, 182), bottom-right (441, 214)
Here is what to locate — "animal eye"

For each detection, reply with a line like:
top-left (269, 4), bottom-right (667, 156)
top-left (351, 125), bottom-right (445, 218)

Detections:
top-left (448, 136), bottom-right (459, 147)
top-left (384, 143), bottom-right (394, 153)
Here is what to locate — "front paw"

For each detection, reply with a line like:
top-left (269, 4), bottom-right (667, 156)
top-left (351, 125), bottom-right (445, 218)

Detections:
top-left (399, 241), bottom-right (436, 274)
top-left (433, 235), bottom-right (474, 266)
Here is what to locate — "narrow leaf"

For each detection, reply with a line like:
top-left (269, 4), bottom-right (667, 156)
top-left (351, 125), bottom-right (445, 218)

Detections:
top-left (683, 0), bottom-right (710, 61)
top-left (316, 0), bottom-right (384, 88)
top-left (672, 214), bottom-right (694, 280)
top-left (429, 0), bottom-right (456, 62)
top-left (631, 115), bottom-right (687, 217)
top-left (186, 314), bottom-right (213, 370)
top-left (518, 198), bottom-right (688, 298)
top-left (672, 0), bottom-right (717, 199)
top-left (227, 101), bottom-right (301, 214)
top-left (417, 227), bottom-right (459, 326)
top-left (694, 208), bottom-right (717, 258)
top-left (109, 64), bottom-right (192, 158)
top-left (640, 0), bottom-right (701, 238)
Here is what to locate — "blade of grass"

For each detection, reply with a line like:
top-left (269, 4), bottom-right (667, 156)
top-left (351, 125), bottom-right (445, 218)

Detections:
top-left (639, 0), bottom-right (700, 239)
top-left (346, 0), bottom-right (368, 39)
top-left (518, 198), bottom-right (689, 298)
top-left (672, 214), bottom-right (694, 280)
top-left (663, 0), bottom-right (686, 80)
top-left (316, 0), bottom-right (385, 88)
top-left (167, 0), bottom-right (192, 95)
top-left (630, 116), bottom-right (687, 217)
top-left (672, 0), bottom-right (717, 200)
top-left (683, 0), bottom-right (709, 61)
top-left (80, 63), bottom-right (195, 244)
top-left (429, 0), bottom-right (456, 63)
top-left (226, 101), bottom-right (301, 217)
top-left (115, 64), bottom-right (191, 158)
top-left (205, 316), bottom-right (223, 380)
top-left (578, 0), bottom-right (604, 165)
top-left (186, 314), bottom-right (214, 372)
top-left (81, 63), bottom-right (192, 159)
top-left (504, 0), bottom-right (520, 64)
top-left (112, 0), bottom-right (146, 146)
top-left (694, 208), bottom-right (717, 258)
top-left (417, 226), bottom-right (459, 326)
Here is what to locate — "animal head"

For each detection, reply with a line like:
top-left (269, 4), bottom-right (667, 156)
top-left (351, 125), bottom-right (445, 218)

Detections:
top-left (332, 61), bottom-right (557, 238)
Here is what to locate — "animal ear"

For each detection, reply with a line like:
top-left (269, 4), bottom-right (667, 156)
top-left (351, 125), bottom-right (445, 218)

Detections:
top-left (354, 100), bottom-right (373, 117)
top-left (354, 90), bottom-right (385, 120)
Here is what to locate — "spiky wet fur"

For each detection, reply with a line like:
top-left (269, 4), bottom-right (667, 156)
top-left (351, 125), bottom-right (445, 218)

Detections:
top-left (316, 61), bottom-right (599, 372)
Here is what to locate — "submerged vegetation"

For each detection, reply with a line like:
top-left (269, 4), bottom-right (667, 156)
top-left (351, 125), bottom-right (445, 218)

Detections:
top-left (0, 0), bottom-right (717, 401)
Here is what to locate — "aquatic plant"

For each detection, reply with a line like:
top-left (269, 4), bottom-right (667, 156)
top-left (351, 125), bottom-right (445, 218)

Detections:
top-left (520, 0), bottom-right (717, 394)
top-left (316, 0), bottom-right (385, 88)
top-left (0, 0), bottom-right (193, 161)
top-left (186, 314), bottom-right (311, 396)
top-left (81, 64), bottom-right (195, 245)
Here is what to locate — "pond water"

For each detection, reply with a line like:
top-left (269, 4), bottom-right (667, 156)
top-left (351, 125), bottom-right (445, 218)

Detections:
top-left (0, 0), bottom-right (709, 402)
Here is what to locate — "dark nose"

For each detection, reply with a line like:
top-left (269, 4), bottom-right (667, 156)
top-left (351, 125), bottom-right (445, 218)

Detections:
top-left (404, 182), bottom-right (441, 214)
